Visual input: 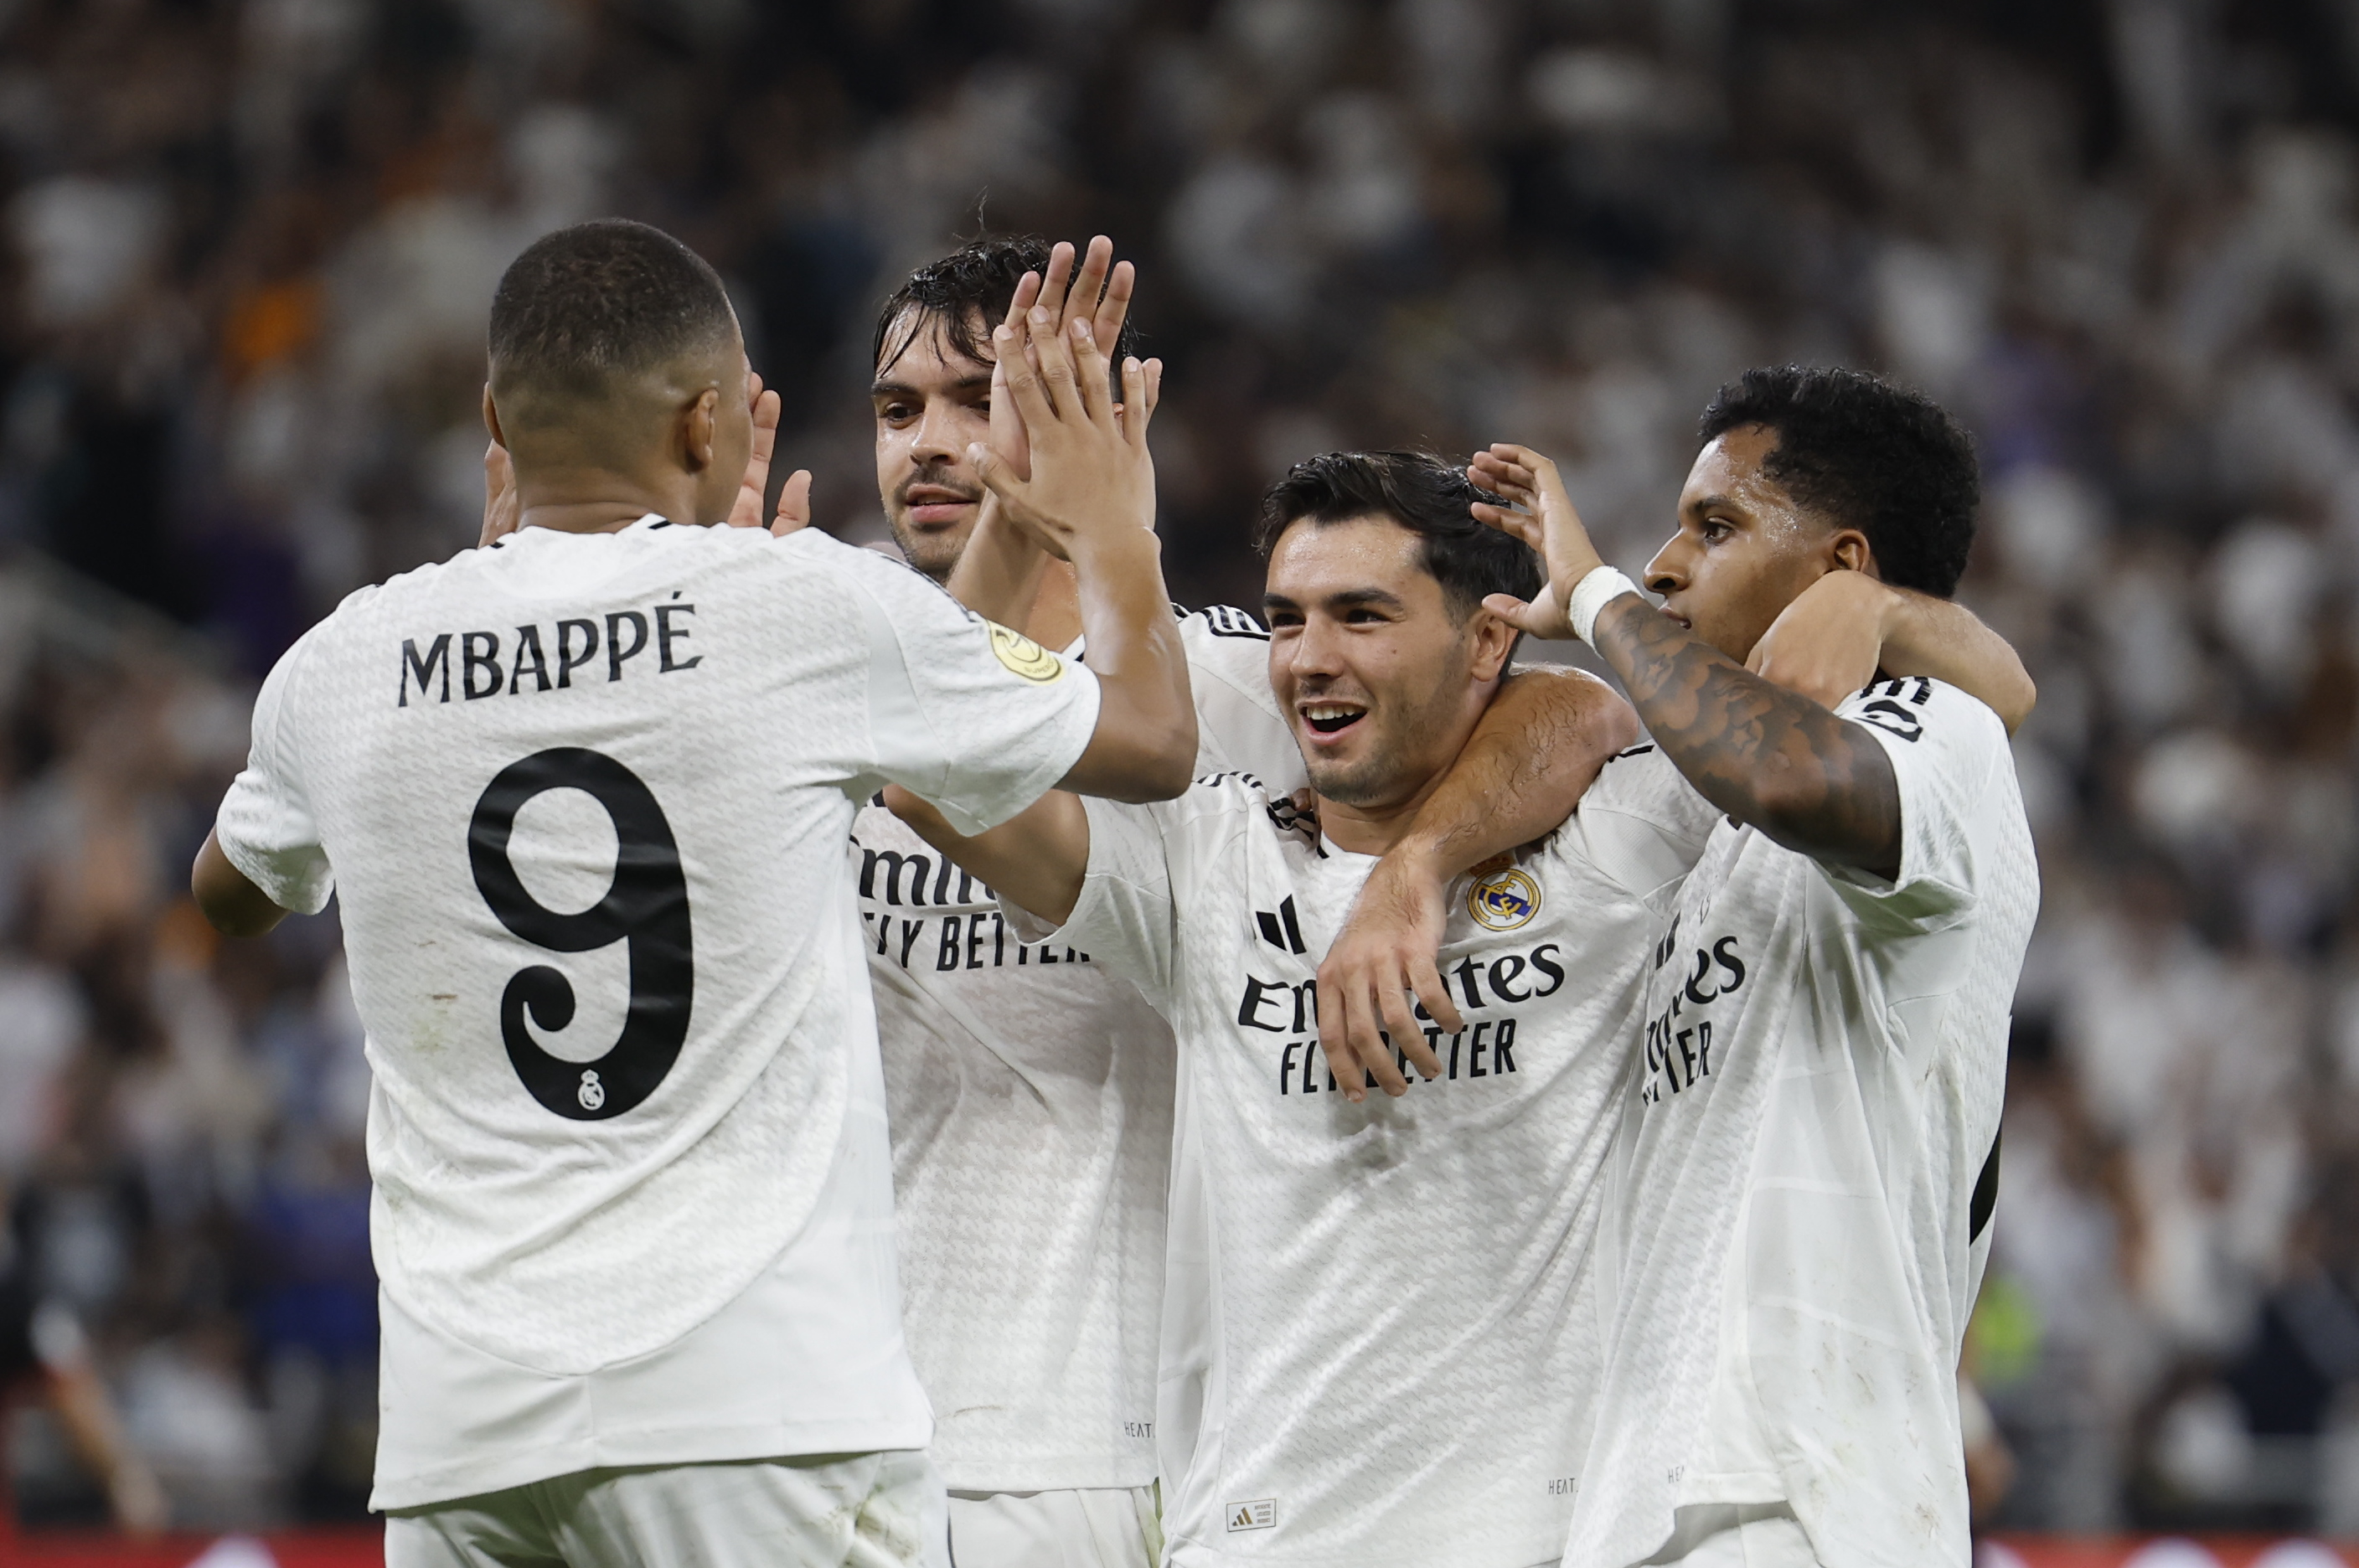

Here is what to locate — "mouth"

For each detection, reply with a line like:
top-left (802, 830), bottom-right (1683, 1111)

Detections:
top-left (1296, 701), bottom-right (1368, 741)
top-left (901, 486), bottom-right (978, 527)
top-left (1658, 605), bottom-right (1692, 631)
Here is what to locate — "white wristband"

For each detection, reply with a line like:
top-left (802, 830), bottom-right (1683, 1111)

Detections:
top-left (1567, 565), bottom-right (1639, 647)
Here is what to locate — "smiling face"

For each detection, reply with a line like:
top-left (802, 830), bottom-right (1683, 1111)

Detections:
top-left (1262, 514), bottom-right (1515, 812)
top-left (873, 307), bottom-right (994, 580)
top-left (1644, 422), bottom-right (1873, 661)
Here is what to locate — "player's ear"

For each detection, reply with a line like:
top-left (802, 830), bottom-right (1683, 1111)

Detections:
top-left (1828, 527), bottom-right (1874, 576)
top-left (1468, 604), bottom-right (1519, 683)
top-left (682, 386), bottom-right (720, 474)
top-left (483, 385), bottom-right (506, 446)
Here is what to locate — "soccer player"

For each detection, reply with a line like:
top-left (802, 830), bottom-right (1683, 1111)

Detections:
top-left (1471, 369), bottom-right (2039, 1568)
top-left (855, 238), bottom-right (1634, 1567)
top-left (893, 442), bottom-right (2037, 1568)
top-left (188, 218), bottom-right (1199, 1568)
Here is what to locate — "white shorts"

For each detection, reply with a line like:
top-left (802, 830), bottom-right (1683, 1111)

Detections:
top-left (385, 1450), bottom-right (950, 1568)
top-left (947, 1485), bottom-right (1161, 1568)
top-left (1643, 1504), bottom-right (1820, 1568)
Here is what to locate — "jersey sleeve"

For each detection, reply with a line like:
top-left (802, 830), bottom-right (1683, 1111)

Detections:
top-left (997, 795), bottom-right (1181, 1011)
top-left (1550, 743), bottom-right (1722, 905)
top-left (833, 549), bottom-right (1105, 837)
top-left (999, 781), bottom-right (1246, 1014)
top-left (1177, 606), bottom-right (1306, 792)
top-left (1816, 677), bottom-right (2011, 931)
top-left (214, 632), bottom-right (336, 915)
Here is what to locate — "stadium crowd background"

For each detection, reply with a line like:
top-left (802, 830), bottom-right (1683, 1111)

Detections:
top-left (0, 0), bottom-right (2356, 1539)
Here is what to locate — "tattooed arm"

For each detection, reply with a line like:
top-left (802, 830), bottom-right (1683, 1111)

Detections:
top-left (1469, 443), bottom-right (1902, 879)
top-left (1588, 594), bottom-right (1900, 876)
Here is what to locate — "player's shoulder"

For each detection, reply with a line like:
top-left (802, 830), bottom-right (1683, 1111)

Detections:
top-left (1189, 769), bottom-right (1324, 855)
top-left (1579, 740), bottom-right (1701, 816)
top-left (1835, 675), bottom-right (2009, 756)
top-left (1177, 603), bottom-right (1275, 678)
top-left (1150, 767), bottom-right (1304, 837)
top-left (1175, 601), bottom-right (1272, 644)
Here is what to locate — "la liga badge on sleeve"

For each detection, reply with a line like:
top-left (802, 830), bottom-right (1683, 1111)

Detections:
top-left (987, 621), bottom-right (1064, 683)
top-left (1467, 866), bottom-right (1541, 931)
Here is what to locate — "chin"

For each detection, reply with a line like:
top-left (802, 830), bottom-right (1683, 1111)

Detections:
top-left (1303, 754), bottom-right (1391, 809)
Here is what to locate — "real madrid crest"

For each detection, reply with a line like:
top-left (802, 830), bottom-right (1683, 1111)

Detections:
top-left (987, 621), bottom-right (1064, 683)
top-left (1467, 865), bottom-right (1541, 931)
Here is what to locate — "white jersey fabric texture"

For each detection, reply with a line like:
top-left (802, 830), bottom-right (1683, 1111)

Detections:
top-left (211, 517), bottom-right (1102, 1508)
top-left (865, 605), bottom-right (1303, 1496)
top-left (383, 1449), bottom-right (950, 1568)
top-left (1568, 680), bottom-right (2037, 1568)
top-left (1028, 749), bottom-right (1719, 1568)
top-left (945, 1484), bottom-right (1163, 1568)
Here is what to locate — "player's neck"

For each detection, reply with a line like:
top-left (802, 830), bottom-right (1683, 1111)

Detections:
top-left (1022, 560), bottom-right (1085, 651)
top-left (514, 470), bottom-right (704, 535)
top-left (1313, 766), bottom-right (1452, 858)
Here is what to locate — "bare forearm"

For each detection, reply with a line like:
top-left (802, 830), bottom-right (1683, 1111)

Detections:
top-left (1060, 531), bottom-right (1195, 801)
top-left (1391, 667), bottom-right (1638, 878)
top-left (884, 785), bottom-right (1090, 924)
top-left (192, 832), bottom-right (291, 936)
top-left (945, 501), bottom-right (1055, 628)
top-left (1592, 595), bottom-right (1900, 871)
top-left (1879, 591), bottom-right (2036, 734)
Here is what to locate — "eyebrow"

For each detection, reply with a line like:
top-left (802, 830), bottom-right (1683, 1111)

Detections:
top-left (1262, 587), bottom-right (1410, 614)
top-left (870, 374), bottom-right (993, 399)
top-left (1685, 493), bottom-right (1741, 516)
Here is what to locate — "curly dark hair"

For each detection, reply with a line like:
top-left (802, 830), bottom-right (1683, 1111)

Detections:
top-left (1697, 365), bottom-right (1980, 597)
top-left (1252, 451), bottom-right (1542, 620)
top-left (872, 235), bottom-right (1143, 378)
top-left (489, 219), bottom-right (736, 405)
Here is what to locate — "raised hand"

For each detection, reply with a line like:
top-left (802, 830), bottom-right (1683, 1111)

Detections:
top-left (968, 306), bottom-right (1161, 563)
top-left (726, 372), bottom-right (814, 536)
top-left (1468, 443), bottom-right (1606, 640)
top-left (989, 236), bottom-right (1141, 485)
top-left (481, 441), bottom-right (521, 547)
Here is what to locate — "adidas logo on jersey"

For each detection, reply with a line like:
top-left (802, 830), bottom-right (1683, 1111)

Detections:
top-left (1254, 896), bottom-right (1307, 955)
top-left (1226, 1498), bottom-right (1276, 1532)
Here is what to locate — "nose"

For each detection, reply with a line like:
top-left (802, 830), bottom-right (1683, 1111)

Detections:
top-left (908, 399), bottom-right (967, 468)
top-left (1644, 534), bottom-right (1689, 598)
top-left (1282, 612), bottom-right (1349, 682)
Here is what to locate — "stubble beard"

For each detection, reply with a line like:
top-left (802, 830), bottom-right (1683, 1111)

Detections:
top-left (890, 516), bottom-right (963, 584)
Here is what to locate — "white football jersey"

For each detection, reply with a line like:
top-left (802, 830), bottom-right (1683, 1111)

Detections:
top-left (1567, 679), bottom-right (2038, 1568)
top-left (212, 517), bottom-right (1103, 1504)
top-left (1030, 750), bottom-right (1718, 1568)
top-left (866, 605), bottom-right (1303, 1493)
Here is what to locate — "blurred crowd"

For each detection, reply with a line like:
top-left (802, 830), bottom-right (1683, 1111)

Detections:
top-left (1, 0), bottom-right (2356, 1534)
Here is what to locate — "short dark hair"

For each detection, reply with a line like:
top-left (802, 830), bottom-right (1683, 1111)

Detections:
top-left (489, 219), bottom-right (737, 403)
top-left (872, 235), bottom-right (1143, 376)
top-left (1253, 451), bottom-right (1543, 618)
top-left (1697, 365), bottom-right (1980, 597)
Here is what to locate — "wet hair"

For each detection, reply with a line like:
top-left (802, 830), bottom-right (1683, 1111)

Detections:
top-left (488, 219), bottom-right (736, 407)
top-left (872, 235), bottom-right (1143, 376)
top-left (1697, 365), bottom-right (1980, 597)
top-left (1253, 450), bottom-right (1543, 618)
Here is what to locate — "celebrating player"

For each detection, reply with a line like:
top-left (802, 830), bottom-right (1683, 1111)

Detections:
top-left (1472, 368), bottom-right (2038, 1568)
top-left (854, 237), bottom-right (1634, 1568)
top-left (893, 436), bottom-right (2039, 1568)
top-left (889, 451), bottom-right (1715, 1566)
top-left (188, 218), bottom-right (1196, 1568)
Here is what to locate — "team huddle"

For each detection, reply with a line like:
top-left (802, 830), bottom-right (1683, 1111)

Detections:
top-left (190, 219), bottom-right (2038, 1568)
